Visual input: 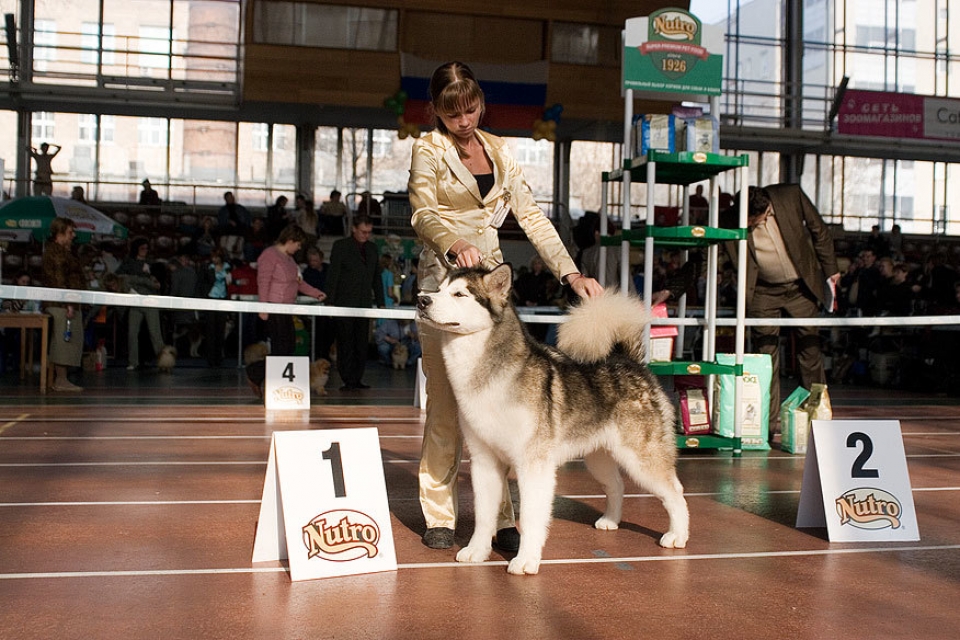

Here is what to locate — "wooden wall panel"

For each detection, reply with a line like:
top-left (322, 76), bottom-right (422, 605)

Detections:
top-left (401, 11), bottom-right (543, 62)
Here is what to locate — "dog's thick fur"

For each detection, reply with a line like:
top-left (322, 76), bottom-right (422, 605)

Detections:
top-left (416, 264), bottom-right (689, 575)
top-left (310, 358), bottom-right (331, 395)
top-left (243, 342), bottom-right (269, 366)
top-left (156, 345), bottom-right (177, 373)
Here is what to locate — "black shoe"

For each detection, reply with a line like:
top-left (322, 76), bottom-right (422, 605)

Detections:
top-left (422, 527), bottom-right (455, 549)
top-left (355, 382), bottom-right (370, 389)
top-left (340, 384), bottom-right (355, 391)
top-left (493, 526), bottom-right (520, 552)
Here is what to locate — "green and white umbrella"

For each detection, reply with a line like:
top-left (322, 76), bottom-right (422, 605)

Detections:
top-left (0, 196), bottom-right (128, 244)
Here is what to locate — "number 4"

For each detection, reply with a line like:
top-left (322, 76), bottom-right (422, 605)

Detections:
top-left (282, 362), bottom-right (296, 381)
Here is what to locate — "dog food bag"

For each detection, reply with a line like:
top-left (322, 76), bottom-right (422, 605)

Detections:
top-left (712, 353), bottom-right (772, 450)
top-left (678, 388), bottom-right (711, 435)
top-left (780, 386), bottom-right (811, 455)
top-left (801, 383), bottom-right (833, 422)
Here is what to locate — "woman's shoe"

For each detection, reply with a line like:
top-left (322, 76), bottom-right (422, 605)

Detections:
top-left (421, 527), bottom-right (455, 549)
top-left (493, 527), bottom-right (521, 552)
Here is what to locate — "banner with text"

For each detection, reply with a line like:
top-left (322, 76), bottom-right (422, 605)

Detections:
top-left (838, 89), bottom-right (960, 142)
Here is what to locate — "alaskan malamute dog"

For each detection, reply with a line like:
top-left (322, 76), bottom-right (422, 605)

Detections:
top-left (417, 265), bottom-right (689, 575)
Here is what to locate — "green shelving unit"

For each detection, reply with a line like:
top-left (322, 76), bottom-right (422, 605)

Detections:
top-left (600, 150), bottom-right (751, 454)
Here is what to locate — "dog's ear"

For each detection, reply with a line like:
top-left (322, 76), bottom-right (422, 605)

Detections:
top-left (484, 263), bottom-right (513, 300)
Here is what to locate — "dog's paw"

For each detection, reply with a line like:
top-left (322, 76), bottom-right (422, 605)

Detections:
top-left (456, 544), bottom-right (492, 564)
top-left (659, 531), bottom-right (688, 549)
top-left (507, 554), bottom-right (541, 575)
top-left (594, 516), bottom-right (620, 531)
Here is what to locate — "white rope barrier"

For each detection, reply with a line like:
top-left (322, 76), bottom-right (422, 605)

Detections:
top-left (3, 284), bottom-right (960, 328)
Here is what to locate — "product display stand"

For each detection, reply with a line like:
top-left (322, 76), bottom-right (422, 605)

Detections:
top-left (599, 92), bottom-right (750, 454)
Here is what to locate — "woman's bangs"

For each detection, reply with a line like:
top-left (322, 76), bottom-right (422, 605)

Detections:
top-left (437, 81), bottom-right (483, 115)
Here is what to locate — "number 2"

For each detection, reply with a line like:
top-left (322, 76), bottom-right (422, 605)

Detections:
top-left (322, 442), bottom-right (346, 497)
top-left (847, 432), bottom-right (879, 478)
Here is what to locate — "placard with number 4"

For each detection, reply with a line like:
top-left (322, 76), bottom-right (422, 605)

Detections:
top-left (797, 420), bottom-right (919, 542)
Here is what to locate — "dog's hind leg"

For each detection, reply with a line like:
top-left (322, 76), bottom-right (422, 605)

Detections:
top-left (584, 450), bottom-right (624, 530)
top-left (616, 451), bottom-right (689, 549)
top-left (456, 439), bottom-right (504, 564)
top-left (508, 463), bottom-right (557, 575)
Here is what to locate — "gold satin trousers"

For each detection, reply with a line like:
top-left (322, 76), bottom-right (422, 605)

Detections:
top-left (417, 322), bottom-right (515, 531)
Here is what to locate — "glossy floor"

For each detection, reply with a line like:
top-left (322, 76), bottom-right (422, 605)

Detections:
top-left (1, 362), bottom-right (959, 639)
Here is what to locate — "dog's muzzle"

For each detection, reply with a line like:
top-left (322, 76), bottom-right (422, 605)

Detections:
top-left (417, 295), bottom-right (432, 312)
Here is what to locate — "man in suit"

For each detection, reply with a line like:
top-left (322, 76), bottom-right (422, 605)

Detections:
top-left (722, 185), bottom-right (840, 437)
top-left (327, 214), bottom-right (385, 390)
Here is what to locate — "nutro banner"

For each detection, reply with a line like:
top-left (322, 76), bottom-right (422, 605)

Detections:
top-left (623, 9), bottom-right (724, 96)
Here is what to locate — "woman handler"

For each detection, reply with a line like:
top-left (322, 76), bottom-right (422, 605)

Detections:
top-left (409, 61), bottom-right (603, 550)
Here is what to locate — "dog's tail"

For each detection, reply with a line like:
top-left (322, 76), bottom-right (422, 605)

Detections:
top-left (556, 290), bottom-right (650, 363)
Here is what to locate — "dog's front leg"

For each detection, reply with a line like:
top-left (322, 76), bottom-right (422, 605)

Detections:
top-left (508, 463), bottom-right (557, 575)
top-left (456, 438), bottom-right (503, 564)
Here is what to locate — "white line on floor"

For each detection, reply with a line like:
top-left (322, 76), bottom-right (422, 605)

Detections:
top-left (1, 486), bottom-right (955, 508)
top-left (2, 544), bottom-right (959, 580)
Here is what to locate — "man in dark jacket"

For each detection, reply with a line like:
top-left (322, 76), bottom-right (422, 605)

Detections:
top-left (326, 215), bottom-right (385, 390)
top-left (722, 185), bottom-right (840, 432)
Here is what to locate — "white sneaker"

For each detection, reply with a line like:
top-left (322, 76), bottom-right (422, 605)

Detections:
top-left (126, 365), bottom-right (137, 370)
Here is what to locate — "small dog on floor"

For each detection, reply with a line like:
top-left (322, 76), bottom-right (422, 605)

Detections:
top-left (173, 323), bottom-right (204, 358)
top-left (417, 264), bottom-right (689, 575)
top-left (243, 342), bottom-right (269, 366)
top-left (310, 358), bottom-right (331, 395)
top-left (391, 343), bottom-right (409, 370)
top-left (156, 345), bottom-right (178, 373)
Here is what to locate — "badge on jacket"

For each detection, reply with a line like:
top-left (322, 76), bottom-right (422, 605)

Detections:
top-left (490, 190), bottom-right (511, 228)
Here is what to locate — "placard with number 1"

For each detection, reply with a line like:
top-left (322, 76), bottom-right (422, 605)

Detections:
top-left (797, 420), bottom-right (919, 542)
top-left (252, 428), bottom-right (397, 581)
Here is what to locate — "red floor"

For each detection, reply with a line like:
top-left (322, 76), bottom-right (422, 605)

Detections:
top-left (1, 373), bottom-right (959, 639)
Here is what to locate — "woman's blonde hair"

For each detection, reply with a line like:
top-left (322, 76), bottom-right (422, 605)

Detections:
top-left (428, 61), bottom-right (485, 135)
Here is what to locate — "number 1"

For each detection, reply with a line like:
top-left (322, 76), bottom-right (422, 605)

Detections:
top-left (322, 442), bottom-right (346, 497)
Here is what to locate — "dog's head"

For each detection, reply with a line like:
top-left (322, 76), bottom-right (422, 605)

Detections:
top-left (311, 358), bottom-right (331, 375)
top-left (417, 264), bottom-right (513, 335)
top-left (161, 345), bottom-right (177, 357)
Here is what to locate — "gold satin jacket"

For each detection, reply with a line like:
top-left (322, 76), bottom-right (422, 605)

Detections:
top-left (409, 129), bottom-right (577, 292)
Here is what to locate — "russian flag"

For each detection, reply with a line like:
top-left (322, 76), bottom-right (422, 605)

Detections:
top-left (400, 54), bottom-right (548, 131)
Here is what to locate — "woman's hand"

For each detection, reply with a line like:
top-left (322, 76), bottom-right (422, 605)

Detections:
top-left (567, 273), bottom-right (604, 299)
top-left (316, 292), bottom-right (327, 302)
top-left (448, 239), bottom-right (482, 268)
top-left (258, 312), bottom-right (268, 321)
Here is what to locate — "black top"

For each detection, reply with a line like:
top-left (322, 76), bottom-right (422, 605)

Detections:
top-left (475, 173), bottom-right (494, 199)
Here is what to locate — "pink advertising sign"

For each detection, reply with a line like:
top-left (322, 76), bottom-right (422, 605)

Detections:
top-left (837, 90), bottom-right (924, 138)
top-left (838, 89), bottom-right (960, 142)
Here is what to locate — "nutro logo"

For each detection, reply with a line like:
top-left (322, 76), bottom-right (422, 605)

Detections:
top-left (272, 385), bottom-right (304, 405)
top-left (652, 11), bottom-right (698, 41)
top-left (835, 488), bottom-right (903, 530)
top-left (302, 509), bottom-right (381, 562)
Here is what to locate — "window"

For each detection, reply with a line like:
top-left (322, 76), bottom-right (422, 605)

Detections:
top-left (78, 114), bottom-right (96, 142)
top-left (371, 129), bottom-right (392, 159)
top-left (78, 114), bottom-right (115, 144)
top-left (252, 123), bottom-right (269, 152)
top-left (552, 23), bottom-right (599, 65)
top-left (138, 117), bottom-right (168, 147)
top-left (139, 26), bottom-right (171, 70)
top-left (34, 19), bottom-right (57, 72)
top-left (32, 112), bottom-right (55, 141)
top-left (81, 22), bottom-right (116, 66)
top-left (253, 2), bottom-right (397, 51)
top-left (514, 139), bottom-right (551, 167)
